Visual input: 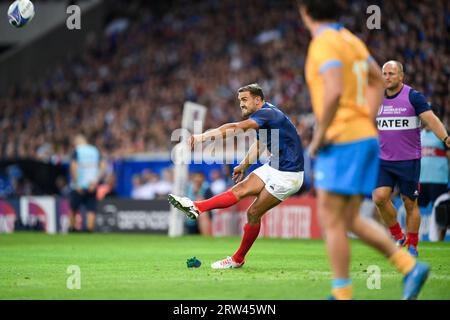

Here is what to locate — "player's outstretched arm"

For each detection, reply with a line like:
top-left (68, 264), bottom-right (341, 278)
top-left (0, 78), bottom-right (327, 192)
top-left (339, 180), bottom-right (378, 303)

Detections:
top-left (367, 59), bottom-right (384, 120)
top-left (309, 66), bottom-right (343, 157)
top-left (70, 159), bottom-right (81, 193)
top-left (420, 111), bottom-right (450, 148)
top-left (89, 159), bottom-right (108, 192)
top-left (190, 119), bottom-right (260, 149)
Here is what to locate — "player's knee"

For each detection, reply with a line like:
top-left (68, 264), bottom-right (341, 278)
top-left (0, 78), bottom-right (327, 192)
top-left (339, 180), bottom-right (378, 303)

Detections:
top-left (247, 207), bottom-right (262, 223)
top-left (247, 206), bottom-right (258, 217)
top-left (401, 195), bottom-right (417, 212)
top-left (372, 191), bottom-right (389, 207)
top-left (231, 181), bottom-right (250, 199)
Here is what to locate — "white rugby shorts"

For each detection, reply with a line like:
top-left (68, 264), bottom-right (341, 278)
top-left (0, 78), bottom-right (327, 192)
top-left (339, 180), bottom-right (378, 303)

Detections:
top-left (252, 163), bottom-right (304, 201)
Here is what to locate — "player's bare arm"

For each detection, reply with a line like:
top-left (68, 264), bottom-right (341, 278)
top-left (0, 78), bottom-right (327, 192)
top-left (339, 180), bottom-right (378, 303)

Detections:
top-left (367, 60), bottom-right (385, 120)
top-left (233, 140), bottom-right (268, 184)
top-left (70, 159), bottom-right (81, 193)
top-left (89, 159), bottom-right (108, 192)
top-left (189, 119), bottom-right (260, 149)
top-left (419, 111), bottom-right (450, 148)
top-left (309, 66), bottom-right (343, 157)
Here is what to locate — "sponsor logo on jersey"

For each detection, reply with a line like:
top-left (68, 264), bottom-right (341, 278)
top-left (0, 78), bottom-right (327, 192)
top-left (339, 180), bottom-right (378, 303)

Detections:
top-left (376, 116), bottom-right (420, 130)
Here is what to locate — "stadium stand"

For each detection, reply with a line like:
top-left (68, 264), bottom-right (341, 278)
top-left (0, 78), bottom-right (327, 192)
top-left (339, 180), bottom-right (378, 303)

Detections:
top-left (0, 0), bottom-right (448, 195)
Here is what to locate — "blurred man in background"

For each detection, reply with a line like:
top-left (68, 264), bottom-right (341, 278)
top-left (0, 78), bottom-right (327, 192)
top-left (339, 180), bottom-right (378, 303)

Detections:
top-left (69, 134), bottom-right (106, 232)
top-left (419, 107), bottom-right (450, 242)
top-left (418, 107), bottom-right (450, 210)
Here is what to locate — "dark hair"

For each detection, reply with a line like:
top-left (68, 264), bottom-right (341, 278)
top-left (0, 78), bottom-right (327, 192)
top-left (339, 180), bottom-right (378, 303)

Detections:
top-left (237, 83), bottom-right (264, 100)
top-left (297, 0), bottom-right (341, 21)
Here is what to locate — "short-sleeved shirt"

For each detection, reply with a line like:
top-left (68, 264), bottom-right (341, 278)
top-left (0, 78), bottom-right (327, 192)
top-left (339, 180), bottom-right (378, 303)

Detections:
top-left (249, 102), bottom-right (304, 172)
top-left (377, 84), bottom-right (431, 161)
top-left (305, 23), bottom-right (378, 144)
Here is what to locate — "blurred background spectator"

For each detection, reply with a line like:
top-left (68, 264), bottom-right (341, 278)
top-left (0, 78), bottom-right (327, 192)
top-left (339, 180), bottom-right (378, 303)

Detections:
top-left (96, 173), bottom-right (118, 200)
top-left (185, 172), bottom-right (213, 235)
top-left (131, 169), bottom-right (158, 199)
top-left (209, 169), bottom-right (227, 195)
top-left (154, 168), bottom-right (174, 199)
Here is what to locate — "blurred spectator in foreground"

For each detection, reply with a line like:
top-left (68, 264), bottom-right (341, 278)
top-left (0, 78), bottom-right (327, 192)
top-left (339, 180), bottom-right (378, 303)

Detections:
top-left (185, 172), bottom-right (213, 235)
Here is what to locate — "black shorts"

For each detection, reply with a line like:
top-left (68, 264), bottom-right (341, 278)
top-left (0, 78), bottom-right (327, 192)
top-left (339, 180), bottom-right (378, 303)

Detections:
top-left (418, 183), bottom-right (448, 207)
top-left (70, 190), bottom-right (97, 212)
top-left (376, 159), bottom-right (420, 200)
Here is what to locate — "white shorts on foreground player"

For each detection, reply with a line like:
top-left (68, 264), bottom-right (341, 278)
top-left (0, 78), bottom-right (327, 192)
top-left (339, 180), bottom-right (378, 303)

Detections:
top-left (252, 163), bottom-right (304, 201)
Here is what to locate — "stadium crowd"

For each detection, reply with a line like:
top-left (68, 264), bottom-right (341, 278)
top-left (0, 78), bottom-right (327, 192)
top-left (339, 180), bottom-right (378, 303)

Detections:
top-left (0, 0), bottom-right (448, 166)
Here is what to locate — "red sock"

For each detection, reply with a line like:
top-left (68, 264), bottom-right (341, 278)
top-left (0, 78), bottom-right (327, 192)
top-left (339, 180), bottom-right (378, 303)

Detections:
top-left (232, 223), bottom-right (261, 263)
top-left (408, 232), bottom-right (419, 248)
top-left (388, 223), bottom-right (404, 241)
top-left (193, 190), bottom-right (239, 213)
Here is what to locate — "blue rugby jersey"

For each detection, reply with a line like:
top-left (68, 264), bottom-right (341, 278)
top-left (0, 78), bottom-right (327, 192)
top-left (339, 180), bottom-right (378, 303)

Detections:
top-left (249, 102), bottom-right (304, 172)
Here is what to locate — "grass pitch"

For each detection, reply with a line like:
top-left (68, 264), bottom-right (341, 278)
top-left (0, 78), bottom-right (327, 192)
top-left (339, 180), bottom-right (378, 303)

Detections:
top-left (0, 232), bottom-right (449, 300)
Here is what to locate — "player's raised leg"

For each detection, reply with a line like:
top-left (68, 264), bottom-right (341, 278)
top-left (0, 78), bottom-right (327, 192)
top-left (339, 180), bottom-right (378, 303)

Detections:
top-left (347, 195), bottom-right (397, 256)
top-left (211, 182), bottom-right (281, 269)
top-left (168, 170), bottom-right (265, 220)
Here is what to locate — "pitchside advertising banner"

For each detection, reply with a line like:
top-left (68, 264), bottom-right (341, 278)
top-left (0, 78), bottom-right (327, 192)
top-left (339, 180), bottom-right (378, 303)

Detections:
top-left (0, 199), bottom-right (19, 233)
top-left (0, 197), bottom-right (171, 234)
top-left (96, 199), bottom-right (170, 233)
top-left (0, 195), bottom-right (447, 241)
top-left (0, 197), bottom-right (70, 233)
top-left (213, 196), bottom-right (321, 239)
top-left (0, 196), bottom-right (321, 238)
